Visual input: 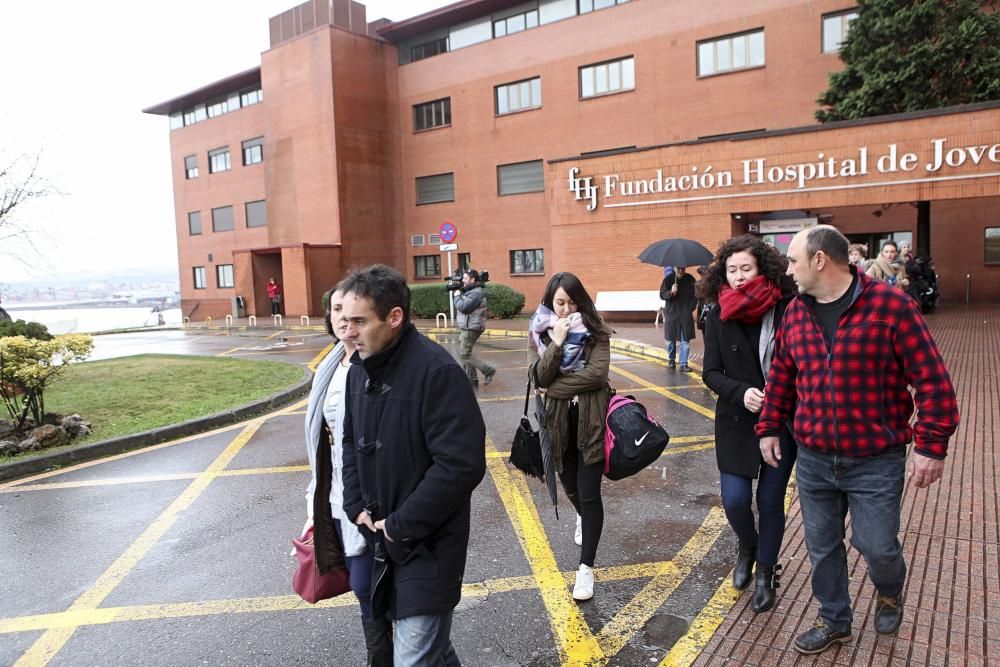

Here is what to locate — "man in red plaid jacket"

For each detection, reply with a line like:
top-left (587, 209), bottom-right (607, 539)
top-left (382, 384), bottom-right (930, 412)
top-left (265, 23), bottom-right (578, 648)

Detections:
top-left (756, 226), bottom-right (959, 656)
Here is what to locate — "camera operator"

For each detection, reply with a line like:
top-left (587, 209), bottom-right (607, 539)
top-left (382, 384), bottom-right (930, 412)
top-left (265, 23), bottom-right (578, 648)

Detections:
top-left (453, 269), bottom-right (496, 388)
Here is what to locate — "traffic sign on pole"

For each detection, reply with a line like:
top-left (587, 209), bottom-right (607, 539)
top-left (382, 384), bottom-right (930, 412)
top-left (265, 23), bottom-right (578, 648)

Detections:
top-left (439, 220), bottom-right (458, 243)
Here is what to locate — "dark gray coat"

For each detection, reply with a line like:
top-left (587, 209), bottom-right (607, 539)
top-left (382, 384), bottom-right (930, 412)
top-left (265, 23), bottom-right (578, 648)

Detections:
top-left (341, 323), bottom-right (486, 619)
top-left (455, 285), bottom-right (487, 332)
top-left (660, 272), bottom-right (697, 341)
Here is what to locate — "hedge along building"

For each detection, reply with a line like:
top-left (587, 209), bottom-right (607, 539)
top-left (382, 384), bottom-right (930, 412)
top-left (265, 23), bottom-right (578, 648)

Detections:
top-left (548, 103), bottom-right (1000, 304)
top-left (145, 0), bottom-right (1000, 320)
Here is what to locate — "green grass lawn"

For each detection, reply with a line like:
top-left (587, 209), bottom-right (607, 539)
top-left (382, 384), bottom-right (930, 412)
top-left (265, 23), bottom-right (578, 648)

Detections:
top-left (38, 353), bottom-right (306, 445)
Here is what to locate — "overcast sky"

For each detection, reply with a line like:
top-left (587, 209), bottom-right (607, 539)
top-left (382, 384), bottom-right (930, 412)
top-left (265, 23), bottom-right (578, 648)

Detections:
top-left (0, 0), bottom-right (453, 285)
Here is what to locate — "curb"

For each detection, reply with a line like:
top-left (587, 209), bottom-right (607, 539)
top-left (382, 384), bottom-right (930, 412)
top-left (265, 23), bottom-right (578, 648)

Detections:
top-left (0, 368), bottom-right (313, 482)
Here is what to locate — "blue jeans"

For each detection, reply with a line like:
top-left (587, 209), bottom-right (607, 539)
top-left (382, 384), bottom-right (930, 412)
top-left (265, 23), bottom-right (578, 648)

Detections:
top-left (796, 445), bottom-right (907, 634)
top-left (335, 520), bottom-right (374, 619)
top-left (667, 336), bottom-right (690, 366)
top-left (395, 611), bottom-right (461, 666)
top-left (719, 427), bottom-right (796, 566)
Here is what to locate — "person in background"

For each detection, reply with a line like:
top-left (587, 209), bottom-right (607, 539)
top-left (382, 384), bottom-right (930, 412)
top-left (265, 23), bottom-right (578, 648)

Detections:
top-left (453, 269), bottom-right (496, 388)
top-left (660, 265), bottom-right (697, 372)
top-left (302, 286), bottom-right (391, 665)
top-left (700, 235), bottom-right (797, 613)
top-left (267, 277), bottom-right (282, 315)
top-left (866, 241), bottom-right (909, 290)
top-left (529, 272), bottom-right (612, 602)
top-left (848, 243), bottom-right (869, 272)
top-left (758, 226), bottom-right (959, 655)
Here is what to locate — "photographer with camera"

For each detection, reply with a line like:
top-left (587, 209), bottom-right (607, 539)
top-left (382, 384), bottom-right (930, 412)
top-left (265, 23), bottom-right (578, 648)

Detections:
top-left (452, 269), bottom-right (496, 388)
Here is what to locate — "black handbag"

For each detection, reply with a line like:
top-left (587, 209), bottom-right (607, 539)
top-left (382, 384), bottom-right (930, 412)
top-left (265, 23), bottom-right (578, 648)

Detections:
top-left (509, 375), bottom-right (545, 480)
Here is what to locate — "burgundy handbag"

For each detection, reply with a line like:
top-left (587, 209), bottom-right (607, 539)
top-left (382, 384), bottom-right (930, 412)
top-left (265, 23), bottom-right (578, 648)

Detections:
top-left (292, 526), bottom-right (351, 604)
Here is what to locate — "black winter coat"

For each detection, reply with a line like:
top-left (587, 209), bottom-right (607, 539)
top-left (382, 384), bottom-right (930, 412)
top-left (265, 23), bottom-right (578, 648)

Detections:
top-left (660, 272), bottom-right (697, 341)
top-left (342, 323), bottom-right (487, 619)
top-left (702, 299), bottom-right (790, 479)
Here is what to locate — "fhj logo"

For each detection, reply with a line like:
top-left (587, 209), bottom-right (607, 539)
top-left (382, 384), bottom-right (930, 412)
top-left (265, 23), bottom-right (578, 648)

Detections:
top-left (567, 167), bottom-right (599, 211)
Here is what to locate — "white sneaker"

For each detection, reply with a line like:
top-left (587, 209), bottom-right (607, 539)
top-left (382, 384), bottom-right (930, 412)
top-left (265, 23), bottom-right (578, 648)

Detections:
top-left (573, 564), bottom-right (594, 601)
top-left (574, 514), bottom-right (583, 546)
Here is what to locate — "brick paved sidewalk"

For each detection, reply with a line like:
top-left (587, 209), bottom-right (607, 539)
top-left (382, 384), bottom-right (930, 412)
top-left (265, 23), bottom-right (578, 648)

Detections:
top-left (678, 305), bottom-right (999, 667)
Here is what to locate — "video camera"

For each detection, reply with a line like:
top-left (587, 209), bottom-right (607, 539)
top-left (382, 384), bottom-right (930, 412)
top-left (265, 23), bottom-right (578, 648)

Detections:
top-left (445, 269), bottom-right (489, 292)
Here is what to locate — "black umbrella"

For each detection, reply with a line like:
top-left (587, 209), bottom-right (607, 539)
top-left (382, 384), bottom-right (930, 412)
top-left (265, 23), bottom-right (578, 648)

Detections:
top-left (532, 387), bottom-right (559, 519)
top-left (638, 238), bottom-right (714, 268)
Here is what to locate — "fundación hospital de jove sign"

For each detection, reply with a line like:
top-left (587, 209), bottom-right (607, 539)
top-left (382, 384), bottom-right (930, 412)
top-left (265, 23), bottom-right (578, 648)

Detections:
top-left (566, 137), bottom-right (1000, 211)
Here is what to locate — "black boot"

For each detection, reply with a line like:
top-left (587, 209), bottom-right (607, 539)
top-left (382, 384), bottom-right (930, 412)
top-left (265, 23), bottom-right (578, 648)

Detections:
top-left (732, 542), bottom-right (756, 591)
top-left (361, 614), bottom-right (393, 667)
top-left (751, 563), bottom-right (782, 613)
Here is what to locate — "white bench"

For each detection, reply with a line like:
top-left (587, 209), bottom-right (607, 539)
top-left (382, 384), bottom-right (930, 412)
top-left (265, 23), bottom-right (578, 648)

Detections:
top-left (595, 290), bottom-right (664, 326)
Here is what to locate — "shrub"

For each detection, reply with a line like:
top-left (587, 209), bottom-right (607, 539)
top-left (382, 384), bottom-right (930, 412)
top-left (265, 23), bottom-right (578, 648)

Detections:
top-left (408, 283), bottom-right (526, 320)
top-left (0, 319), bottom-right (53, 341)
top-left (0, 334), bottom-right (93, 428)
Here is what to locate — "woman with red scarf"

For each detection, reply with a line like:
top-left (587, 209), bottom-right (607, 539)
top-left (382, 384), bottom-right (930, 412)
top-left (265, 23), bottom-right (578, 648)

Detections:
top-left (699, 235), bottom-right (797, 613)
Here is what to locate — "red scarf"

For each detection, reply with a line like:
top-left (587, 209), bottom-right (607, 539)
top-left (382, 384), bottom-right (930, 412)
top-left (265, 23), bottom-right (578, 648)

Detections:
top-left (718, 275), bottom-right (781, 323)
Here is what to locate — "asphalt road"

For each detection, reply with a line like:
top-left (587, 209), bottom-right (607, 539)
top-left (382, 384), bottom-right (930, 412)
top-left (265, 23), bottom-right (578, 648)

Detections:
top-left (0, 329), bottom-right (735, 666)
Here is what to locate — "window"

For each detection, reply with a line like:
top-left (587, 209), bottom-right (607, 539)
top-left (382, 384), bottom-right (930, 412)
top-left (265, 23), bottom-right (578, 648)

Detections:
top-left (245, 200), bottom-right (266, 228)
top-left (580, 56), bottom-right (635, 98)
top-left (212, 205), bottom-right (234, 232)
top-left (449, 17), bottom-right (492, 50)
top-left (498, 160), bottom-right (545, 195)
top-left (193, 266), bottom-right (206, 289)
top-left (698, 30), bottom-right (765, 76)
top-left (411, 234), bottom-right (426, 246)
top-left (183, 105), bottom-right (207, 126)
top-left (822, 10), bottom-right (859, 53)
top-left (986, 227), bottom-right (1000, 263)
top-left (169, 113), bottom-right (183, 130)
top-left (207, 97), bottom-right (229, 118)
top-left (511, 249), bottom-right (544, 274)
top-left (540, 0), bottom-right (576, 24)
top-left (458, 253), bottom-right (471, 272)
top-left (216, 264), bottom-right (235, 288)
top-left (209, 147), bottom-right (231, 174)
top-left (496, 78), bottom-right (542, 115)
top-left (493, 9), bottom-right (539, 37)
top-left (184, 155), bottom-right (198, 179)
top-left (413, 98), bottom-right (451, 131)
top-left (242, 137), bottom-right (263, 165)
top-left (416, 173), bottom-right (455, 205)
top-left (240, 87), bottom-right (263, 107)
top-left (579, 0), bottom-right (630, 13)
top-left (414, 255), bottom-right (442, 278)
top-left (411, 36), bottom-right (448, 61)
top-left (428, 233), bottom-right (442, 245)
top-left (187, 211), bottom-right (202, 235)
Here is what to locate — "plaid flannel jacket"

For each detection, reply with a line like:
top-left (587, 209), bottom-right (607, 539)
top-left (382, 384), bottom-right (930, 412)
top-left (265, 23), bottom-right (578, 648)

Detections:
top-left (755, 271), bottom-right (959, 459)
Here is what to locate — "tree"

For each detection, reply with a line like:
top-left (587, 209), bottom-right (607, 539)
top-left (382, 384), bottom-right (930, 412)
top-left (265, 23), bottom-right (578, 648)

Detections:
top-left (816, 0), bottom-right (1000, 123)
top-left (0, 333), bottom-right (93, 429)
top-left (0, 152), bottom-right (53, 270)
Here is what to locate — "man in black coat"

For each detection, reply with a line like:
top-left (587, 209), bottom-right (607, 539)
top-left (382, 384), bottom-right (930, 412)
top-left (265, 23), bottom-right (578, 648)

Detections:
top-left (340, 264), bottom-right (486, 666)
top-left (659, 266), bottom-right (697, 371)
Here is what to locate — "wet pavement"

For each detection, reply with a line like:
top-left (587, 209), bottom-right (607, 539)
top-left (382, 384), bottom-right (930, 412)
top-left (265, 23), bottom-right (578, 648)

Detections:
top-left (0, 320), bottom-right (731, 666)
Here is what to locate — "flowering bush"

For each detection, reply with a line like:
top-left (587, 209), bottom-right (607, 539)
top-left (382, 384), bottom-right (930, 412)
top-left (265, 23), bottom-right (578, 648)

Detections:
top-left (0, 334), bottom-right (93, 427)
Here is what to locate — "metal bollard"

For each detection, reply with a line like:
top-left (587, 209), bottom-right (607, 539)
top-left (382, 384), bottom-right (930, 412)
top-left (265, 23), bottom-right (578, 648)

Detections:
top-left (966, 273), bottom-right (971, 305)
top-left (435, 313), bottom-right (447, 328)
top-left (272, 314), bottom-right (283, 327)
top-left (225, 314), bottom-right (233, 327)
top-left (206, 317), bottom-right (212, 327)
top-left (183, 317), bottom-right (190, 326)
top-left (248, 315), bottom-right (257, 327)
top-left (300, 315), bottom-right (310, 327)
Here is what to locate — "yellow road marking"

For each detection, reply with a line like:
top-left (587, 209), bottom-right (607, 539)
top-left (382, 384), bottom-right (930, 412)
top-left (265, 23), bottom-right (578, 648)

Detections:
top-left (610, 365), bottom-right (715, 420)
top-left (265, 330), bottom-right (287, 340)
top-left (307, 342), bottom-right (334, 372)
top-left (596, 508), bottom-right (728, 660)
top-left (485, 435), bottom-right (605, 665)
top-left (477, 385), bottom-right (695, 404)
top-left (13, 420), bottom-right (264, 666)
top-left (216, 346), bottom-right (242, 357)
top-left (5, 465), bottom-right (312, 493)
top-left (658, 580), bottom-right (741, 667)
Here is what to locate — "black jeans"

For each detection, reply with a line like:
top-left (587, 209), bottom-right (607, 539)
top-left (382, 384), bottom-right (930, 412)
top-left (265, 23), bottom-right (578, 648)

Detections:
top-left (558, 404), bottom-right (604, 567)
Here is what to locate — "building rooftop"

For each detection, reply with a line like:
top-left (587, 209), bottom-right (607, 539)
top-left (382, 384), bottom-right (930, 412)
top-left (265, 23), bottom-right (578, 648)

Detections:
top-left (142, 67), bottom-right (261, 116)
top-left (375, 0), bottom-right (525, 42)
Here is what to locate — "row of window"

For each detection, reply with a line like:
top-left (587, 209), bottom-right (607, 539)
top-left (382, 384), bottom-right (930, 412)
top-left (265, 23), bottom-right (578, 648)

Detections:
top-left (192, 264), bottom-right (234, 289)
top-left (184, 138), bottom-right (263, 179)
top-left (415, 160), bottom-right (544, 205)
top-left (188, 201), bottom-right (266, 235)
top-left (413, 249), bottom-right (544, 278)
top-left (170, 86), bottom-right (263, 130)
top-left (409, 0), bottom-right (631, 62)
top-left (410, 9), bottom-right (859, 132)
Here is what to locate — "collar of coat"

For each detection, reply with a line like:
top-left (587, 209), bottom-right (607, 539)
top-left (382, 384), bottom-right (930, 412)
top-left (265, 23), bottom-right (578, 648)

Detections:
top-left (351, 321), bottom-right (418, 381)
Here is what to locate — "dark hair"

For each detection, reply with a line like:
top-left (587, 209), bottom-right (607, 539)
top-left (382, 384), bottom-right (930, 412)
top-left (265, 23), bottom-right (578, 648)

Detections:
top-left (463, 269), bottom-right (480, 283)
top-left (698, 235), bottom-right (796, 302)
top-left (338, 264), bottom-right (410, 322)
top-left (321, 286), bottom-right (337, 338)
top-left (541, 272), bottom-right (609, 335)
top-left (806, 226), bottom-right (850, 266)
top-left (880, 240), bottom-right (899, 253)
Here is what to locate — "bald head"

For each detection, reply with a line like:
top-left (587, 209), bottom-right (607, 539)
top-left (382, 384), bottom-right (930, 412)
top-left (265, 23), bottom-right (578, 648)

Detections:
top-left (786, 225), bottom-right (853, 299)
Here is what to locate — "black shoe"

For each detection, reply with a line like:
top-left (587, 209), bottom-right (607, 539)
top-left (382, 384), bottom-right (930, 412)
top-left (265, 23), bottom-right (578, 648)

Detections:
top-left (750, 563), bottom-right (781, 613)
top-left (667, 360), bottom-right (676, 369)
top-left (874, 595), bottom-right (904, 634)
top-left (732, 542), bottom-right (756, 591)
top-left (679, 364), bottom-right (691, 372)
top-left (361, 614), bottom-right (394, 667)
top-left (484, 369), bottom-right (496, 385)
top-left (793, 617), bottom-right (852, 655)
